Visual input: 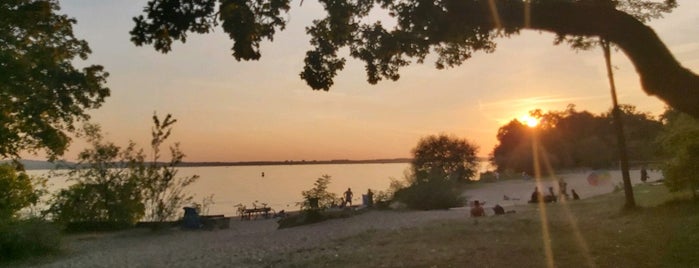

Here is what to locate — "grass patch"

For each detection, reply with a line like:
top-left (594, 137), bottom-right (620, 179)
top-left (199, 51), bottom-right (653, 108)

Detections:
top-left (262, 184), bottom-right (699, 267)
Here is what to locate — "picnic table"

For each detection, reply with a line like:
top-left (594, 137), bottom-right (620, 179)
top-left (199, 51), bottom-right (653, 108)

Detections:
top-left (239, 207), bottom-right (274, 220)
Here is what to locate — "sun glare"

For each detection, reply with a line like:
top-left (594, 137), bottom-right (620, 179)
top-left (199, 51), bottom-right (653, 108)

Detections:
top-left (521, 115), bottom-right (540, 127)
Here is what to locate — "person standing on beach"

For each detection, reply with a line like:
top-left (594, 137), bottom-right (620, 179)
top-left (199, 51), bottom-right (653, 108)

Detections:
top-left (344, 188), bottom-right (354, 207)
top-left (641, 166), bottom-right (649, 183)
top-left (558, 178), bottom-right (568, 200)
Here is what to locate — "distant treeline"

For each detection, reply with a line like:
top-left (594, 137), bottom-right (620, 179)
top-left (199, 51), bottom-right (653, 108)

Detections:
top-left (5, 158), bottom-right (417, 170)
top-left (176, 158), bottom-right (413, 167)
top-left (491, 104), bottom-right (664, 175)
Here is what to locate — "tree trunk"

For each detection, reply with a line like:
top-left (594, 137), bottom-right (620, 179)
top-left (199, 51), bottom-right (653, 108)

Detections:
top-left (450, 0), bottom-right (699, 117)
top-left (602, 40), bottom-right (636, 209)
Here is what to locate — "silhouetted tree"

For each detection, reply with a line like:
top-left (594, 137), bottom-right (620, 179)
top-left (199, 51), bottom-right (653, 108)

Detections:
top-left (130, 0), bottom-right (699, 117)
top-left (491, 120), bottom-right (535, 174)
top-left (1, 0), bottom-right (109, 159)
top-left (491, 105), bottom-right (662, 173)
top-left (411, 134), bottom-right (479, 183)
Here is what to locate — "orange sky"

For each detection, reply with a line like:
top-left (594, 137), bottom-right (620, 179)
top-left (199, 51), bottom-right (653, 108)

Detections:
top-left (38, 0), bottom-right (699, 162)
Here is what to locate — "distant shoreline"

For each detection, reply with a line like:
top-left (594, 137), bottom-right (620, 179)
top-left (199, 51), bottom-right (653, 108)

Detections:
top-left (5, 158), bottom-right (415, 170)
top-left (7, 157), bottom-right (493, 170)
top-left (177, 158), bottom-right (413, 167)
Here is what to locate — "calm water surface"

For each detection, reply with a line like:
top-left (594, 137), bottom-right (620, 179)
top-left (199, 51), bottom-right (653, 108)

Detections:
top-left (31, 161), bottom-right (496, 216)
top-left (32, 163), bottom-right (412, 216)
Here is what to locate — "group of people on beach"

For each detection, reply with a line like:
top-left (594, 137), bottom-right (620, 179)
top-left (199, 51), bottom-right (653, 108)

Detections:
top-left (527, 178), bottom-right (580, 204)
top-left (470, 177), bottom-right (586, 218)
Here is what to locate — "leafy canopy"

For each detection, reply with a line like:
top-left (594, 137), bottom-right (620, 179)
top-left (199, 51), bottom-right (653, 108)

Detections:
top-left (411, 134), bottom-right (479, 183)
top-left (130, 0), bottom-right (699, 117)
top-left (491, 104), bottom-right (663, 173)
top-left (1, 0), bottom-right (110, 159)
top-left (658, 109), bottom-right (699, 199)
top-left (49, 114), bottom-right (200, 227)
top-left (0, 164), bottom-right (44, 220)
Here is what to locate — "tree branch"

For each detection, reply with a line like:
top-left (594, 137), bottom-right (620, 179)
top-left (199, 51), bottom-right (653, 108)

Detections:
top-left (471, 0), bottom-right (698, 117)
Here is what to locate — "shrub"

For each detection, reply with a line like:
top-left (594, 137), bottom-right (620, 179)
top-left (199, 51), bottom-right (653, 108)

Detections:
top-left (139, 114), bottom-right (199, 223)
top-left (0, 164), bottom-right (43, 220)
top-left (48, 114), bottom-right (201, 229)
top-left (48, 127), bottom-right (146, 227)
top-left (394, 177), bottom-right (464, 210)
top-left (0, 218), bottom-right (61, 262)
top-left (299, 175), bottom-right (338, 210)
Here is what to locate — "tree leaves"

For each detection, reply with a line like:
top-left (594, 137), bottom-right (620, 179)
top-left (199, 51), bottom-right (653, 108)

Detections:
top-left (130, 0), bottom-right (699, 118)
top-left (1, 0), bottom-right (109, 159)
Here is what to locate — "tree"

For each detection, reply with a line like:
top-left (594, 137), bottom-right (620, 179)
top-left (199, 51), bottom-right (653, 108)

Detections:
top-left (49, 114), bottom-right (200, 227)
top-left (130, 0), bottom-right (699, 118)
top-left (1, 0), bottom-right (109, 159)
top-left (139, 113), bottom-right (200, 223)
top-left (299, 175), bottom-right (338, 210)
top-left (658, 109), bottom-right (699, 199)
top-left (390, 134), bottom-right (474, 210)
top-left (0, 164), bottom-right (44, 220)
top-left (491, 105), bottom-right (662, 172)
top-left (411, 134), bottom-right (479, 183)
top-left (491, 119), bottom-right (535, 174)
top-left (49, 124), bottom-right (145, 226)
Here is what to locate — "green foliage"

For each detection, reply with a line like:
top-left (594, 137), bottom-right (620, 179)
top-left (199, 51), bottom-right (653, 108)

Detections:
top-left (492, 104), bottom-right (663, 173)
top-left (49, 124), bottom-right (145, 227)
top-left (411, 134), bottom-right (479, 183)
top-left (300, 175), bottom-right (338, 211)
top-left (387, 135), bottom-right (474, 210)
top-left (0, 0), bottom-right (110, 159)
top-left (49, 114), bottom-right (200, 228)
top-left (658, 109), bottom-right (699, 198)
top-left (139, 114), bottom-right (199, 223)
top-left (393, 175), bottom-right (464, 210)
top-left (554, 0), bottom-right (676, 50)
top-left (0, 218), bottom-right (61, 262)
top-left (373, 177), bottom-right (406, 208)
top-left (0, 164), bottom-right (43, 220)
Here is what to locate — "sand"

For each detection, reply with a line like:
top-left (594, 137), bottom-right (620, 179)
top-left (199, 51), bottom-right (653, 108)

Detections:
top-left (29, 169), bottom-right (660, 267)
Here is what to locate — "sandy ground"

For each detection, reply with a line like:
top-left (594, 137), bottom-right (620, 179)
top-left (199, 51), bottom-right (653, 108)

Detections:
top-left (29, 169), bottom-right (661, 268)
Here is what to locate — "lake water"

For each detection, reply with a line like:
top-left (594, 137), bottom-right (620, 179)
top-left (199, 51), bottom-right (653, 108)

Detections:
top-left (31, 163), bottom-right (413, 216)
top-left (28, 162), bottom-right (660, 217)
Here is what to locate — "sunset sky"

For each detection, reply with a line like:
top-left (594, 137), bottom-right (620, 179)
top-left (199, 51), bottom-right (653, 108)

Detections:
top-left (49, 0), bottom-right (699, 162)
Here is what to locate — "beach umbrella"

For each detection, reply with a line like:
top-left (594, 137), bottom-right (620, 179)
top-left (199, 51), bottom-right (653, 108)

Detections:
top-left (587, 170), bottom-right (611, 186)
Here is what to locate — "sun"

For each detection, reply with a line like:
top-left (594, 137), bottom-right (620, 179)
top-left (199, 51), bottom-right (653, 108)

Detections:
top-left (521, 114), bottom-right (540, 127)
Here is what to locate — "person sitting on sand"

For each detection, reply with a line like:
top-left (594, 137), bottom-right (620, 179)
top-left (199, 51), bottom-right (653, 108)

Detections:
top-left (544, 186), bottom-right (557, 203)
top-left (529, 187), bottom-right (542, 203)
top-left (493, 204), bottom-right (505, 215)
top-left (470, 200), bottom-right (485, 217)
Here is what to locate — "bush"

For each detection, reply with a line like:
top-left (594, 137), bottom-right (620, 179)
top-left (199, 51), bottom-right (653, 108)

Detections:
top-left (0, 164), bottom-right (43, 221)
top-left (0, 218), bottom-right (61, 262)
top-left (49, 114), bottom-right (201, 229)
top-left (299, 175), bottom-right (338, 210)
top-left (277, 210), bottom-right (325, 229)
top-left (394, 178), bottom-right (464, 210)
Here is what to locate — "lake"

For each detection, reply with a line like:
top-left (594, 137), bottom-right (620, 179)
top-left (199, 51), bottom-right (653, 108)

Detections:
top-left (30, 163), bottom-right (413, 216)
top-left (30, 161), bottom-right (494, 217)
top-left (28, 162), bottom-right (659, 218)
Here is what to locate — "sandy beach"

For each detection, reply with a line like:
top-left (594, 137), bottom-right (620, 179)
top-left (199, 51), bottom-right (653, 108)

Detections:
top-left (29, 169), bottom-right (660, 267)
